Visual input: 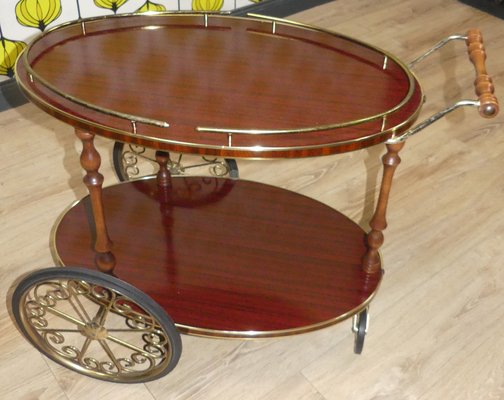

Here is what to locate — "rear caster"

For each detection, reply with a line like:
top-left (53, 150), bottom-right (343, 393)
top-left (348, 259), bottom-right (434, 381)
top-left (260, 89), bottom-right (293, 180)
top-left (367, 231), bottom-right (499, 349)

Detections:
top-left (352, 307), bottom-right (369, 354)
top-left (12, 267), bottom-right (182, 383)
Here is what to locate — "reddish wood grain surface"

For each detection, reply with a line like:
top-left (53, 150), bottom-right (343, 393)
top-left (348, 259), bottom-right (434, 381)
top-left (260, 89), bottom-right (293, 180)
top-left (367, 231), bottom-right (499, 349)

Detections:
top-left (16, 14), bottom-right (423, 158)
top-left (54, 177), bottom-right (381, 337)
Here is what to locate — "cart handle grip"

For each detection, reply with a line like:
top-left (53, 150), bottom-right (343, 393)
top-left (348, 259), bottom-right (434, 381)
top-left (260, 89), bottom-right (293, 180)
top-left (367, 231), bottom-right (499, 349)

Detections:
top-left (388, 29), bottom-right (499, 144)
top-left (466, 29), bottom-right (499, 118)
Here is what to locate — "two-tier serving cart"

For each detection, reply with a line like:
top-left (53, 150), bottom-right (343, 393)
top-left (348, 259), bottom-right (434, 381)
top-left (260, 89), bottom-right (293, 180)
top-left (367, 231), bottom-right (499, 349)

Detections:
top-left (11, 12), bottom-right (498, 383)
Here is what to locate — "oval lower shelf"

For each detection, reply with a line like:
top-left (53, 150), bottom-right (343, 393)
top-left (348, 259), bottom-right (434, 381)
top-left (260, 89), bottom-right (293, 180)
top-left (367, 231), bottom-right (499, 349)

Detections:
top-left (52, 176), bottom-right (382, 338)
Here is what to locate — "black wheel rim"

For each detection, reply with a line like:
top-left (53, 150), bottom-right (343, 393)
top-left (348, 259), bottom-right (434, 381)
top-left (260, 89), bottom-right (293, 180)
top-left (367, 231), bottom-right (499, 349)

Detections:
top-left (12, 267), bottom-right (182, 383)
top-left (353, 308), bottom-right (367, 355)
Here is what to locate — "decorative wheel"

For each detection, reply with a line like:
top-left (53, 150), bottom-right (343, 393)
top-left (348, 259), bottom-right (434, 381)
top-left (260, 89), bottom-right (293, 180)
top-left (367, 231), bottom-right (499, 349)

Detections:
top-left (12, 267), bottom-right (182, 383)
top-left (352, 308), bottom-right (369, 354)
top-left (112, 142), bottom-right (239, 182)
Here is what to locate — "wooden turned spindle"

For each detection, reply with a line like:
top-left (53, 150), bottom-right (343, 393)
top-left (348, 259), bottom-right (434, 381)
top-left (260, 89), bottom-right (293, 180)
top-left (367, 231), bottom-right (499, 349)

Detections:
top-left (156, 150), bottom-right (172, 188)
top-left (466, 28), bottom-right (499, 118)
top-left (75, 128), bottom-right (116, 273)
top-left (362, 142), bottom-right (405, 274)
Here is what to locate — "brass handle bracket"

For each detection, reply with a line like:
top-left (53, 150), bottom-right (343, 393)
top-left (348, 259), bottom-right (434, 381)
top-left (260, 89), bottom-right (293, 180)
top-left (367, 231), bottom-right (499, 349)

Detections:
top-left (389, 29), bottom-right (499, 144)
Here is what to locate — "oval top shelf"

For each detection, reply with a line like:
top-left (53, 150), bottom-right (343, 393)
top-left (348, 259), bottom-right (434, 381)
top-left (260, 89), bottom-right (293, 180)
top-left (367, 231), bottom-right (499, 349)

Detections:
top-left (16, 13), bottom-right (423, 158)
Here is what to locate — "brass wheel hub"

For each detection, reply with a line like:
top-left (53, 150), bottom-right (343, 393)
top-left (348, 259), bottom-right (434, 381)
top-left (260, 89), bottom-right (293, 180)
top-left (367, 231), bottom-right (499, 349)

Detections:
top-left (79, 322), bottom-right (108, 340)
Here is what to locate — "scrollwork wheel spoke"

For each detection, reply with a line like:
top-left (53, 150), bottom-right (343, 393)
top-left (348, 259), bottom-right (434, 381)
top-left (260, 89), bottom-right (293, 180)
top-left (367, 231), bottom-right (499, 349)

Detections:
top-left (45, 305), bottom-right (87, 327)
top-left (98, 339), bottom-right (123, 373)
top-left (182, 161), bottom-right (214, 169)
top-left (66, 285), bottom-right (93, 323)
top-left (78, 337), bottom-right (92, 364)
top-left (13, 267), bottom-right (182, 383)
top-left (104, 333), bottom-right (154, 357)
top-left (90, 295), bottom-right (115, 328)
top-left (135, 153), bottom-right (156, 162)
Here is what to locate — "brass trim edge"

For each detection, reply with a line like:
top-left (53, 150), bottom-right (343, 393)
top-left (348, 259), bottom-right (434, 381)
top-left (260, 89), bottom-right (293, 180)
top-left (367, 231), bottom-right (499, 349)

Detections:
top-left (50, 176), bottom-right (384, 339)
top-left (17, 13), bottom-right (422, 148)
top-left (17, 73), bottom-right (424, 157)
top-left (196, 13), bottom-right (417, 135)
top-left (18, 11), bottom-right (236, 131)
top-left (175, 282), bottom-right (382, 339)
top-left (22, 55), bottom-right (170, 130)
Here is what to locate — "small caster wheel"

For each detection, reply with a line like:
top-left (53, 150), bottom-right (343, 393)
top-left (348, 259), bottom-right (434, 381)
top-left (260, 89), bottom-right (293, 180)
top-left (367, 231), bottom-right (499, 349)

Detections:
top-left (224, 158), bottom-right (240, 179)
top-left (352, 307), bottom-right (369, 354)
top-left (12, 267), bottom-right (182, 383)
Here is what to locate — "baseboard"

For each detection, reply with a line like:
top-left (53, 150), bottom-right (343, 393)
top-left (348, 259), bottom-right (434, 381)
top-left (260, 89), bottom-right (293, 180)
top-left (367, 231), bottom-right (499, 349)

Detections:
top-left (232, 0), bottom-right (333, 17)
top-left (0, 79), bottom-right (27, 111)
top-left (458, 0), bottom-right (504, 18)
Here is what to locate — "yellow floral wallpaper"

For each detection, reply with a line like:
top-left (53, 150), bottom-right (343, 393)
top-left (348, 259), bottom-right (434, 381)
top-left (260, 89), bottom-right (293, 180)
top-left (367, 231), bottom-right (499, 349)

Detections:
top-left (16, 0), bottom-right (63, 31)
top-left (0, 0), bottom-right (263, 79)
top-left (192, 0), bottom-right (224, 10)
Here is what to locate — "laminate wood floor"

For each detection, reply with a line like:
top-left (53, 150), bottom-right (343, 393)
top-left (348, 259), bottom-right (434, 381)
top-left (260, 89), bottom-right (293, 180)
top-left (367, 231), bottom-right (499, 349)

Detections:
top-left (1, 0), bottom-right (503, 398)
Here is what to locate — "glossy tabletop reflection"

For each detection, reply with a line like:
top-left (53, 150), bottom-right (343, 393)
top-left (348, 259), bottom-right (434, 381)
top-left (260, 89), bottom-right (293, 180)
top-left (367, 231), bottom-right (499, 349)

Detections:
top-left (16, 13), bottom-right (423, 158)
top-left (53, 177), bottom-right (382, 338)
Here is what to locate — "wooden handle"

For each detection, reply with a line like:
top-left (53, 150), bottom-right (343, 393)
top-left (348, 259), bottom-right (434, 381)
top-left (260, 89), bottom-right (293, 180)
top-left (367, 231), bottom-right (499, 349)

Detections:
top-left (466, 29), bottom-right (499, 118)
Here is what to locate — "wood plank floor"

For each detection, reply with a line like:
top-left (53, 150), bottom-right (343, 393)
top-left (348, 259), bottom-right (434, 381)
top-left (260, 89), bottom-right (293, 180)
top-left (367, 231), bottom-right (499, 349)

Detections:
top-left (1, 0), bottom-right (503, 398)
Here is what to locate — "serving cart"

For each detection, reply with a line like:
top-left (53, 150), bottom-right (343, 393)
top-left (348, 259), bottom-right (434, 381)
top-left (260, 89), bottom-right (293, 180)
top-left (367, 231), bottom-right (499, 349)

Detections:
top-left (11, 12), bottom-right (498, 383)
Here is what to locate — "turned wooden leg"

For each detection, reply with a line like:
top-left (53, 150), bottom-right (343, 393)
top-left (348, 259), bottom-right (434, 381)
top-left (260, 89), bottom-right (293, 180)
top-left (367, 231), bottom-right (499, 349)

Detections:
top-left (155, 150), bottom-right (175, 270)
top-left (155, 150), bottom-right (172, 188)
top-left (362, 142), bottom-right (405, 274)
top-left (75, 128), bottom-right (116, 273)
